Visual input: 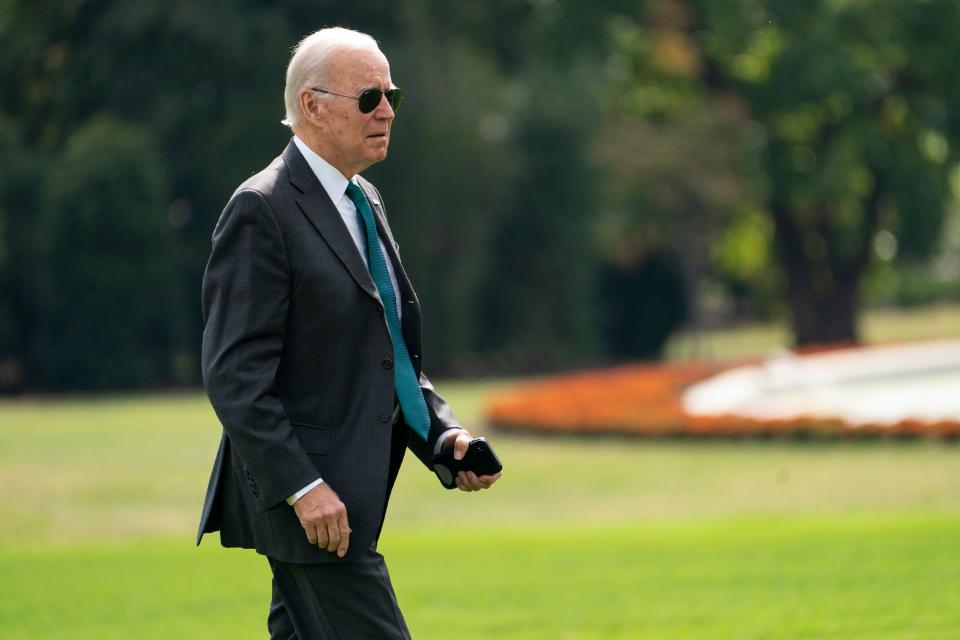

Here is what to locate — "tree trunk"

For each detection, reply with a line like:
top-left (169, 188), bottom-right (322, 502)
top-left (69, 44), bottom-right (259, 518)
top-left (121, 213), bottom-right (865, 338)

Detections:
top-left (782, 268), bottom-right (861, 346)
top-left (770, 201), bottom-right (871, 348)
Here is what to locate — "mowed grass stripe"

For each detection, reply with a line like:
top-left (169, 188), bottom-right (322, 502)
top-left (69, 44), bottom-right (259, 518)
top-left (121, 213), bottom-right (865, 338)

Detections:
top-left (2, 514), bottom-right (958, 640)
top-left (3, 388), bottom-right (959, 544)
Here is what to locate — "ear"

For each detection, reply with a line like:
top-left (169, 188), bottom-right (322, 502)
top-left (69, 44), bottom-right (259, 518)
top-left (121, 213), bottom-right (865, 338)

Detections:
top-left (299, 89), bottom-right (325, 127)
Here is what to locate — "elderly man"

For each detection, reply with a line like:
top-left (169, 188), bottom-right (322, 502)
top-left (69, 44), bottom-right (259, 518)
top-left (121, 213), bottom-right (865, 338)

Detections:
top-left (197, 27), bottom-right (501, 639)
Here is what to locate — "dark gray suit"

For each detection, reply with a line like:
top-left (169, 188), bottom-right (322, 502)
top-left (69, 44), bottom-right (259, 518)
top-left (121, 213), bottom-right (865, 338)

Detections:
top-left (197, 139), bottom-right (460, 570)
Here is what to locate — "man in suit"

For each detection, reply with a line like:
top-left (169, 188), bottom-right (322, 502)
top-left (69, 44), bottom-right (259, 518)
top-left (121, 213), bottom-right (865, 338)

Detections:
top-left (197, 27), bottom-right (501, 639)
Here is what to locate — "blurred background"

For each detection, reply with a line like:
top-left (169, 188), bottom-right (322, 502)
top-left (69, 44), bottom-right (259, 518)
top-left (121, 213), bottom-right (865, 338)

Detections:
top-left (2, 1), bottom-right (959, 638)
top-left (3, 0), bottom-right (959, 391)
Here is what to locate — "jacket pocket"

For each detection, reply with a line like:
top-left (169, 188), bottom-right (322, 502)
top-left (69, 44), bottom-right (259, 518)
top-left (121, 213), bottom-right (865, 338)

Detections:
top-left (290, 421), bottom-right (332, 456)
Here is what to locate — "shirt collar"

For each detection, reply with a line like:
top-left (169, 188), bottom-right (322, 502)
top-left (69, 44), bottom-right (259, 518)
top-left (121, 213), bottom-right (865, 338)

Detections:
top-left (292, 135), bottom-right (357, 204)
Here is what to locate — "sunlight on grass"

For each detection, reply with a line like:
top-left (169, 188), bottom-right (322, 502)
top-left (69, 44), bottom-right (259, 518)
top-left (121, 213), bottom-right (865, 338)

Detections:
top-left (665, 302), bottom-right (960, 361)
top-left (2, 305), bottom-right (960, 638)
top-left (1, 389), bottom-right (958, 544)
top-left (1, 516), bottom-right (957, 639)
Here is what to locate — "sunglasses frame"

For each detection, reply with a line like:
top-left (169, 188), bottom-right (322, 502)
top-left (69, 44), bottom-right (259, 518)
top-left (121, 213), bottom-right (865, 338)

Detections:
top-left (310, 86), bottom-right (404, 114)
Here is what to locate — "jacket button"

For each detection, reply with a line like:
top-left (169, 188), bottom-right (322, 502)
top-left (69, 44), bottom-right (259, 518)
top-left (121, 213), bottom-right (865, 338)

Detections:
top-left (379, 410), bottom-right (392, 423)
top-left (382, 358), bottom-right (393, 369)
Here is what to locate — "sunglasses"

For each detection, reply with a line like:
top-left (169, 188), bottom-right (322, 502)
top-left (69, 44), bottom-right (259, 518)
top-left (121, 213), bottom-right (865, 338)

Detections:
top-left (311, 86), bottom-right (404, 114)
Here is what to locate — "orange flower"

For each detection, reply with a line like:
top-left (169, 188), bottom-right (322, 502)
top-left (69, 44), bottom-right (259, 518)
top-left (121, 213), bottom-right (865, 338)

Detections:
top-left (486, 362), bottom-right (958, 440)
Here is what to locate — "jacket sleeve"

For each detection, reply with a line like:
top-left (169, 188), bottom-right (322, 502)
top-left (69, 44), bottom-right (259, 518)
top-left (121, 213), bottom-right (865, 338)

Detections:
top-left (406, 372), bottom-right (463, 468)
top-left (200, 189), bottom-right (319, 512)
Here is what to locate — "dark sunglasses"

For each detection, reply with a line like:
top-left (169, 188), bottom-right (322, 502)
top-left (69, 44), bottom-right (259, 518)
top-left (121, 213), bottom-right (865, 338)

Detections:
top-left (311, 86), bottom-right (404, 114)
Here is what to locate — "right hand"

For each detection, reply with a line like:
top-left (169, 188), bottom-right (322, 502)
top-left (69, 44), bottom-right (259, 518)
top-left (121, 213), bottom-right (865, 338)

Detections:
top-left (293, 482), bottom-right (351, 557)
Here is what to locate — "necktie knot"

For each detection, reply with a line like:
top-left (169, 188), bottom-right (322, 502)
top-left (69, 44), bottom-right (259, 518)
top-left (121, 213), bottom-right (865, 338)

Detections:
top-left (345, 181), bottom-right (367, 209)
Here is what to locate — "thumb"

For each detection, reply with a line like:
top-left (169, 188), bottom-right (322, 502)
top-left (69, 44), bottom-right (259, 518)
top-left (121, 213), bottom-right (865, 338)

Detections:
top-left (453, 433), bottom-right (470, 461)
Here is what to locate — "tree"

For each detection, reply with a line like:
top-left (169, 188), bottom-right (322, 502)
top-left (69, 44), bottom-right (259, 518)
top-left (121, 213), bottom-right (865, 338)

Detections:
top-left (693, 0), bottom-right (960, 344)
top-left (29, 117), bottom-right (182, 388)
top-left (594, 2), bottom-right (760, 350)
top-left (473, 70), bottom-right (602, 369)
top-left (366, 15), bottom-right (521, 370)
top-left (0, 0), bottom-right (298, 388)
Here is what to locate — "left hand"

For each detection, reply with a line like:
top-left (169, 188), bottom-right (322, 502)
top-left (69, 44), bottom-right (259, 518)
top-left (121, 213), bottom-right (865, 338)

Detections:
top-left (444, 430), bottom-right (502, 492)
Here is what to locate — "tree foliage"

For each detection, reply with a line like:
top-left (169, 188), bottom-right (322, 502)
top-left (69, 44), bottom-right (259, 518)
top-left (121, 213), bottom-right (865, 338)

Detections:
top-left (694, 0), bottom-right (960, 343)
top-left (1, 0), bottom-right (957, 389)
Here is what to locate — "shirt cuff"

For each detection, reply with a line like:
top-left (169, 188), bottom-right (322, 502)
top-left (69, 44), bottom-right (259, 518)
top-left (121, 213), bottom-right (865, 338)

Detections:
top-left (286, 477), bottom-right (324, 506)
top-left (434, 428), bottom-right (464, 456)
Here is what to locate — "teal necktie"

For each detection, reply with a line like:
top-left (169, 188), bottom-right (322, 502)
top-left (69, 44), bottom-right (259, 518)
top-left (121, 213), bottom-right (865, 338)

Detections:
top-left (346, 182), bottom-right (431, 441)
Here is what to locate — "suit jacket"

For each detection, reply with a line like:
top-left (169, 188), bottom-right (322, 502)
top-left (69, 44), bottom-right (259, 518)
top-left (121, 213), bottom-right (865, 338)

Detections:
top-left (197, 139), bottom-right (460, 563)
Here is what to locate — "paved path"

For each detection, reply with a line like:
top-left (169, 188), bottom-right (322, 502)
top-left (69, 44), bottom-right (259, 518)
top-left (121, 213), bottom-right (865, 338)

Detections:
top-left (682, 339), bottom-right (960, 425)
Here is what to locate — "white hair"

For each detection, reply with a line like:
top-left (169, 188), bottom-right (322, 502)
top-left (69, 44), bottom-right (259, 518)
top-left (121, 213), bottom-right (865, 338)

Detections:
top-left (282, 27), bottom-right (383, 128)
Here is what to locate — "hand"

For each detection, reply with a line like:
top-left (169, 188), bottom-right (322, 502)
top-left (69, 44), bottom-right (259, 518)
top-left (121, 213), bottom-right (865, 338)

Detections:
top-left (445, 430), bottom-right (503, 493)
top-left (293, 482), bottom-right (351, 557)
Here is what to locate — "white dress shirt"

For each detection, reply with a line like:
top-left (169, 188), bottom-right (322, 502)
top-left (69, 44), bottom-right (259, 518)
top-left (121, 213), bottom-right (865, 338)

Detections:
top-left (292, 136), bottom-right (402, 316)
top-left (286, 136), bottom-right (460, 505)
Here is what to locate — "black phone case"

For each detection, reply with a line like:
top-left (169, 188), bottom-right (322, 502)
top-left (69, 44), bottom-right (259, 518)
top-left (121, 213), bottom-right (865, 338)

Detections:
top-left (431, 437), bottom-right (503, 489)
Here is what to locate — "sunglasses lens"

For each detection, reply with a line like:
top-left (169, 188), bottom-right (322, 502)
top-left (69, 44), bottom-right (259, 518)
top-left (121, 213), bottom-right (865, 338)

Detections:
top-left (357, 89), bottom-right (404, 113)
top-left (358, 90), bottom-right (381, 113)
top-left (385, 89), bottom-right (403, 111)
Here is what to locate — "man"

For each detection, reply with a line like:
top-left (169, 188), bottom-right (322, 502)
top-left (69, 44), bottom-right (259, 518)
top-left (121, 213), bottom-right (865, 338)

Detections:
top-left (197, 27), bottom-right (501, 639)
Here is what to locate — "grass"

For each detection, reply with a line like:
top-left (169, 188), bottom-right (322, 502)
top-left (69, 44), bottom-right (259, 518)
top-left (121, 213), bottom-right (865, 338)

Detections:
top-left (3, 388), bottom-right (958, 542)
top-left (2, 306), bottom-right (960, 638)
top-left (2, 516), bottom-right (958, 640)
top-left (665, 301), bottom-right (960, 361)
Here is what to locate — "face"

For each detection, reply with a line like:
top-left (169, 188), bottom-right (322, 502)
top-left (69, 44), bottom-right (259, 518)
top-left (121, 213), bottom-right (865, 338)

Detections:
top-left (309, 49), bottom-right (396, 177)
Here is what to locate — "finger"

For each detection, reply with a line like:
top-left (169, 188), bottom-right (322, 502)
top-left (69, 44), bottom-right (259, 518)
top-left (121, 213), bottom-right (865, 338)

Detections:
top-left (477, 471), bottom-right (501, 488)
top-left (325, 520), bottom-right (340, 553)
top-left (453, 433), bottom-right (471, 461)
top-left (457, 470), bottom-right (477, 492)
top-left (336, 521), bottom-right (351, 558)
top-left (466, 470), bottom-right (481, 489)
top-left (315, 525), bottom-right (329, 549)
top-left (304, 527), bottom-right (318, 545)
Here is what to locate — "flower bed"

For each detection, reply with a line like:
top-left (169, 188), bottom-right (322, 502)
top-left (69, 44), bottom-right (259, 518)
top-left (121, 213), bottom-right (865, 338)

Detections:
top-left (485, 362), bottom-right (960, 440)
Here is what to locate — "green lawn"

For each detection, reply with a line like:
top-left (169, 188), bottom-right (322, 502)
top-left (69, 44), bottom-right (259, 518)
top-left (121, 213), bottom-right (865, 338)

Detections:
top-left (2, 516), bottom-right (958, 640)
top-left (2, 356), bottom-right (959, 636)
top-left (665, 302), bottom-right (960, 361)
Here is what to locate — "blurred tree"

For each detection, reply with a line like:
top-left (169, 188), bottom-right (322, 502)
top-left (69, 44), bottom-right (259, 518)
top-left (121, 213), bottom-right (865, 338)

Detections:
top-left (0, 0), bottom-right (623, 385)
top-left (0, 0), bottom-right (296, 388)
top-left (30, 117), bottom-right (180, 388)
top-left (12, 0), bottom-right (955, 387)
top-left (594, 3), bottom-right (761, 351)
top-left (0, 114), bottom-right (31, 388)
top-left (597, 250), bottom-right (688, 359)
top-left (377, 3), bottom-right (614, 371)
top-left (364, 8), bottom-right (521, 370)
top-left (605, 0), bottom-right (960, 345)
top-left (473, 65), bottom-right (602, 370)
top-left (693, 0), bottom-right (960, 344)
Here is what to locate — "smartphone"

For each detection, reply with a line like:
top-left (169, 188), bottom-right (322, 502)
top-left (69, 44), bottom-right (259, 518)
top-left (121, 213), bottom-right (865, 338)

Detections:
top-left (431, 437), bottom-right (503, 490)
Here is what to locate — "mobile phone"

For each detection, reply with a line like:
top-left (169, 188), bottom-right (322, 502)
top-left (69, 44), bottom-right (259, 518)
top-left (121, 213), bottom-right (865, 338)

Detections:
top-left (431, 437), bottom-right (503, 490)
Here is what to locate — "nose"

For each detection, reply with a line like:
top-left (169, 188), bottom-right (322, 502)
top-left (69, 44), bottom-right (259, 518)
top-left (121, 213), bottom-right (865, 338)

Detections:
top-left (373, 94), bottom-right (395, 119)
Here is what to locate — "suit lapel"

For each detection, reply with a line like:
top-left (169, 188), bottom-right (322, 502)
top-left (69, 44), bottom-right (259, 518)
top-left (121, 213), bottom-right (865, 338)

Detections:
top-left (282, 141), bottom-right (383, 308)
